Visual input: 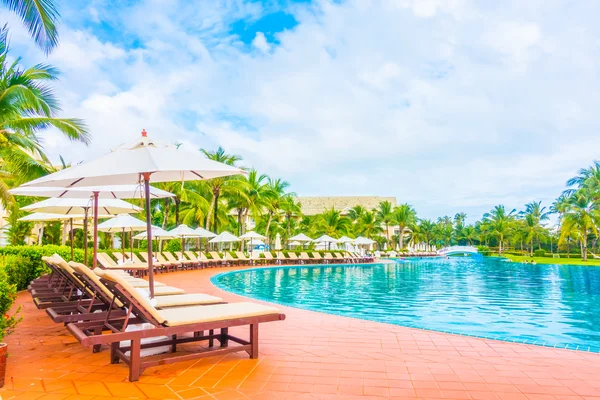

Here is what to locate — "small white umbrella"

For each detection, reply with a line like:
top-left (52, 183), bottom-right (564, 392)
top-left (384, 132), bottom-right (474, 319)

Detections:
top-left (239, 231), bottom-right (266, 252)
top-left (98, 214), bottom-right (147, 258)
top-left (22, 198), bottom-right (141, 264)
top-left (274, 233), bottom-right (282, 251)
top-left (337, 236), bottom-right (355, 244)
top-left (313, 234), bottom-right (338, 250)
top-left (133, 226), bottom-right (174, 240)
top-left (18, 131), bottom-right (245, 297)
top-left (288, 240), bottom-right (301, 248)
top-left (168, 224), bottom-right (202, 253)
top-left (289, 233), bottom-right (313, 242)
top-left (209, 231), bottom-right (240, 251)
top-left (193, 226), bottom-right (216, 252)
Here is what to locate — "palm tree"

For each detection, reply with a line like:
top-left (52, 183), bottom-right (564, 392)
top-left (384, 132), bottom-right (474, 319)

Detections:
top-left (458, 225), bottom-right (478, 245)
top-left (392, 203), bottom-right (417, 249)
top-left (315, 208), bottom-right (351, 237)
top-left (280, 195), bottom-right (301, 238)
top-left (240, 169), bottom-right (269, 235)
top-left (2, 0), bottom-right (60, 54)
top-left (263, 178), bottom-right (292, 243)
top-left (347, 205), bottom-right (366, 222)
top-left (200, 147), bottom-right (243, 232)
top-left (355, 210), bottom-right (383, 238)
top-left (375, 201), bottom-right (394, 243)
top-left (559, 189), bottom-right (600, 261)
top-left (483, 205), bottom-right (516, 254)
top-left (521, 201), bottom-right (549, 249)
top-left (0, 28), bottom-right (88, 206)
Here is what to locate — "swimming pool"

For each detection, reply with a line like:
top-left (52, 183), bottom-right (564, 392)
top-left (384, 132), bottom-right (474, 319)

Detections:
top-left (212, 257), bottom-right (600, 352)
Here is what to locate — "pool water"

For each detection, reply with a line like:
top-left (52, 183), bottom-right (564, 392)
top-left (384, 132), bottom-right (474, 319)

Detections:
top-left (212, 257), bottom-right (600, 351)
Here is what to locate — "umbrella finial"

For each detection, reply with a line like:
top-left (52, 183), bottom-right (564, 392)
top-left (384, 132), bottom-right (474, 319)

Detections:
top-left (141, 129), bottom-right (147, 137)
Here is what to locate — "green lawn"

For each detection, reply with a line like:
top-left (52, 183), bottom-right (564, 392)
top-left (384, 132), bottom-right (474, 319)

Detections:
top-left (500, 254), bottom-right (600, 266)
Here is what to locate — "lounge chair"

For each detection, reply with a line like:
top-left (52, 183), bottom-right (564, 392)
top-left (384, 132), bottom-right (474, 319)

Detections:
top-left (275, 251), bottom-right (287, 265)
top-left (299, 252), bottom-right (313, 264)
top-left (323, 253), bottom-right (334, 263)
top-left (163, 252), bottom-right (188, 270)
top-left (197, 252), bottom-right (218, 268)
top-left (287, 252), bottom-right (300, 264)
top-left (235, 251), bottom-right (252, 265)
top-left (174, 252), bottom-right (196, 269)
top-left (156, 252), bottom-right (180, 272)
top-left (97, 252), bottom-right (148, 275)
top-left (138, 252), bottom-right (171, 273)
top-left (223, 252), bottom-right (241, 266)
top-left (262, 251), bottom-right (276, 265)
top-left (67, 269), bottom-right (285, 381)
top-left (184, 251), bottom-right (209, 269)
top-left (209, 251), bottom-right (227, 266)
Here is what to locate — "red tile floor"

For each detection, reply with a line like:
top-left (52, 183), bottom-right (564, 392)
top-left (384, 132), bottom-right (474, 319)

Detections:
top-left (1, 265), bottom-right (600, 399)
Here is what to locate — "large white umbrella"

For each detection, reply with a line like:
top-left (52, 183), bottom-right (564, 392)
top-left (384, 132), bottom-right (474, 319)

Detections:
top-left (10, 184), bottom-right (174, 199)
top-left (289, 233), bottom-right (313, 242)
top-left (98, 214), bottom-right (147, 258)
top-left (239, 231), bottom-right (266, 252)
top-left (17, 131), bottom-right (245, 297)
top-left (168, 224), bottom-right (202, 252)
top-left (22, 198), bottom-right (141, 264)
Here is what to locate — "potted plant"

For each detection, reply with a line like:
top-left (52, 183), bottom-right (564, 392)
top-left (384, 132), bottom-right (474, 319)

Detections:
top-left (0, 258), bottom-right (22, 387)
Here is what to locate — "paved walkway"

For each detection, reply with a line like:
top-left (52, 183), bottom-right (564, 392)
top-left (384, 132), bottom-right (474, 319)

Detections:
top-left (2, 266), bottom-right (600, 400)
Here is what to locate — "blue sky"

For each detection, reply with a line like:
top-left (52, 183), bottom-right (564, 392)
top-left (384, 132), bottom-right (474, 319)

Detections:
top-left (3, 0), bottom-right (600, 224)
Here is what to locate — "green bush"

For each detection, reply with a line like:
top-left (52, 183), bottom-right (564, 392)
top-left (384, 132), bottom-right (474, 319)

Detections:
top-left (534, 249), bottom-right (546, 257)
top-left (164, 240), bottom-right (182, 252)
top-left (0, 245), bottom-right (85, 291)
top-left (0, 258), bottom-right (22, 341)
top-left (476, 245), bottom-right (492, 256)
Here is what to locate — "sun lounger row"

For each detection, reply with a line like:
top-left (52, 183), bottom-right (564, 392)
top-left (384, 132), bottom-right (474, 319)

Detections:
top-left (97, 250), bottom-right (374, 273)
top-left (28, 254), bottom-right (285, 381)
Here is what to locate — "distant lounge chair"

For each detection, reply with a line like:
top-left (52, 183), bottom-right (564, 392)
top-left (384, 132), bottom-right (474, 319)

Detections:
top-left (67, 269), bottom-right (285, 381)
top-left (161, 252), bottom-right (185, 271)
top-left (209, 251), bottom-right (227, 266)
top-left (287, 252), bottom-right (300, 264)
top-left (197, 252), bottom-right (218, 267)
top-left (235, 252), bottom-right (252, 265)
top-left (323, 253), bottom-right (334, 263)
top-left (262, 251), bottom-right (275, 264)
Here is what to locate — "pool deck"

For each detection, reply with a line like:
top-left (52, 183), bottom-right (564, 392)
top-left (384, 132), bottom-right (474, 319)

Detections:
top-left (2, 265), bottom-right (600, 400)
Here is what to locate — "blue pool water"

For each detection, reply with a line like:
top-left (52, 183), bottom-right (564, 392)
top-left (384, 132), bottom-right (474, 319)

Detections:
top-left (212, 257), bottom-right (600, 351)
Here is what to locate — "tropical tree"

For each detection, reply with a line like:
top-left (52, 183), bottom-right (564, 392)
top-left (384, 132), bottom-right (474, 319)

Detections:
top-left (280, 195), bottom-right (301, 238)
top-left (559, 189), bottom-right (600, 261)
top-left (263, 178), bottom-right (292, 243)
top-left (457, 225), bottom-right (478, 245)
top-left (347, 205), bottom-right (367, 222)
top-left (2, 0), bottom-right (60, 54)
top-left (314, 208), bottom-right (351, 237)
top-left (200, 147), bottom-right (243, 232)
top-left (483, 205), bottom-right (516, 254)
top-left (240, 169), bottom-right (269, 235)
top-left (392, 203), bottom-right (417, 249)
top-left (375, 201), bottom-right (394, 242)
top-left (0, 28), bottom-right (88, 206)
top-left (354, 210), bottom-right (383, 238)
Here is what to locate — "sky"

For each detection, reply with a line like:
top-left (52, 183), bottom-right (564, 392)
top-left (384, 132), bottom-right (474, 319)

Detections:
top-left (3, 0), bottom-right (600, 224)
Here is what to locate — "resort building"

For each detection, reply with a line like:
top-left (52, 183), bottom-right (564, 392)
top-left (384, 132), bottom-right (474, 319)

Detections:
top-left (297, 196), bottom-right (397, 216)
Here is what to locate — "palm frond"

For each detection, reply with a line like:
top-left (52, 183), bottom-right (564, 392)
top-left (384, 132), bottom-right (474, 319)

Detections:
top-left (2, 0), bottom-right (59, 54)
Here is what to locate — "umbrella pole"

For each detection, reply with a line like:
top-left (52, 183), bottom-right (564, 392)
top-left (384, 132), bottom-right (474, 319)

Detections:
top-left (70, 218), bottom-right (74, 261)
top-left (130, 230), bottom-right (133, 258)
top-left (92, 192), bottom-right (99, 269)
top-left (181, 236), bottom-right (184, 253)
top-left (83, 209), bottom-right (89, 265)
top-left (143, 173), bottom-right (155, 298)
top-left (122, 227), bottom-right (125, 259)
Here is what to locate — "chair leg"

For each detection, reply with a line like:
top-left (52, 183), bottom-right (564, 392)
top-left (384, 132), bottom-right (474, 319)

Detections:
top-left (220, 327), bottom-right (229, 347)
top-left (129, 338), bottom-right (141, 382)
top-left (249, 323), bottom-right (258, 359)
top-left (110, 342), bottom-right (120, 364)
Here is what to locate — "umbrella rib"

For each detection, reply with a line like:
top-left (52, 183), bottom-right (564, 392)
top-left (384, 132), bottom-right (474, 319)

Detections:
top-left (191, 171), bottom-right (204, 179)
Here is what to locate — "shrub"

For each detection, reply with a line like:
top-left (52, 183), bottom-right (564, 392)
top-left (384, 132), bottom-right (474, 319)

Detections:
top-left (534, 249), bottom-right (546, 257)
top-left (0, 258), bottom-right (22, 341)
top-left (476, 245), bottom-right (492, 256)
top-left (0, 245), bottom-right (84, 291)
top-left (164, 240), bottom-right (182, 252)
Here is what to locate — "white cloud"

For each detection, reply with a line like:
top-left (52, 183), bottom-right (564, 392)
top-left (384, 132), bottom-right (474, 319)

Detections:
top-left (252, 32), bottom-right (270, 53)
top-left (10, 0), bottom-right (600, 221)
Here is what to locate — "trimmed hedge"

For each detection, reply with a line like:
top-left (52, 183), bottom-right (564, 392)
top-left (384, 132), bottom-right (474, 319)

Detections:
top-left (0, 245), bottom-right (85, 291)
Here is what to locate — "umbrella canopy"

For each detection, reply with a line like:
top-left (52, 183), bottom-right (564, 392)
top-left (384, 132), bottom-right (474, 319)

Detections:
top-left (337, 235), bottom-right (355, 243)
top-left (10, 184), bottom-right (174, 199)
top-left (133, 226), bottom-right (174, 240)
top-left (20, 133), bottom-right (246, 188)
top-left (288, 233), bottom-right (313, 242)
top-left (209, 231), bottom-right (240, 243)
top-left (354, 236), bottom-right (376, 245)
top-left (239, 231), bottom-right (266, 240)
top-left (22, 197), bottom-right (141, 215)
top-left (274, 233), bottom-right (282, 250)
top-left (194, 227), bottom-right (217, 238)
top-left (97, 214), bottom-right (147, 232)
top-left (313, 234), bottom-right (338, 243)
top-left (16, 131), bottom-right (245, 297)
top-left (18, 213), bottom-right (97, 222)
top-left (288, 240), bottom-right (301, 247)
top-left (168, 224), bottom-right (202, 237)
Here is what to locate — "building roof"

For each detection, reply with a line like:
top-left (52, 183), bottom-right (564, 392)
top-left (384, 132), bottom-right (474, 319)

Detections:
top-left (297, 196), bottom-right (397, 216)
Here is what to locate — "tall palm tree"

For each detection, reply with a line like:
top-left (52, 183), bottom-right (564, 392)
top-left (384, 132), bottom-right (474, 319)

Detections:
top-left (559, 189), bottom-right (600, 261)
top-left (200, 147), bottom-right (243, 232)
top-left (375, 201), bottom-right (394, 242)
top-left (263, 178), bottom-right (292, 243)
top-left (2, 0), bottom-right (60, 54)
top-left (392, 203), bottom-right (417, 249)
top-left (355, 210), bottom-right (383, 238)
top-left (347, 205), bottom-right (366, 222)
top-left (0, 28), bottom-right (88, 206)
top-left (483, 205), bottom-right (516, 254)
top-left (315, 208), bottom-right (351, 237)
top-left (280, 195), bottom-right (301, 238)
top-left (458, 225), bottom-right (478, 245)
top-left (240, 169), bottom-right (269, 235)
top-left (520, 201), bottom-right (549, 249)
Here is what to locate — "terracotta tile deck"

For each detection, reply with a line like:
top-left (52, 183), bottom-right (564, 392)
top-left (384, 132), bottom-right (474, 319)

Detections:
top-left (2, 265), bottom-right (600, 399)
